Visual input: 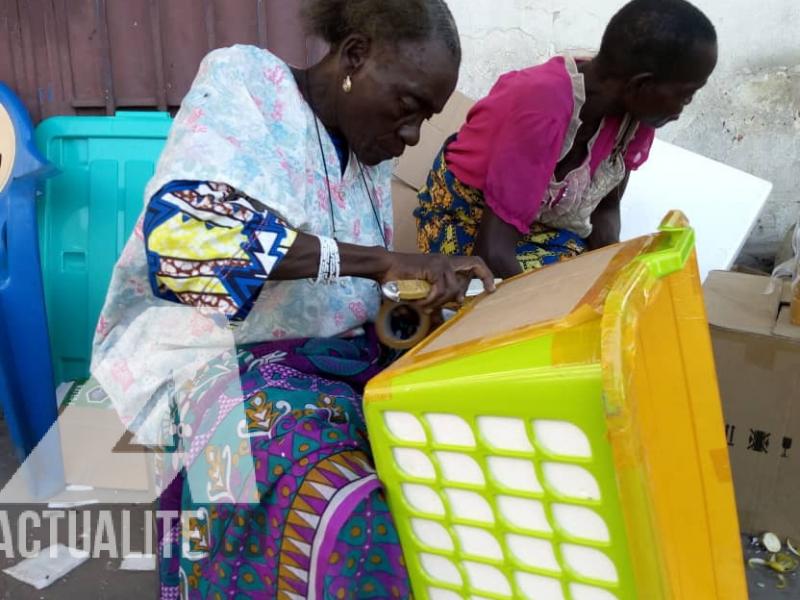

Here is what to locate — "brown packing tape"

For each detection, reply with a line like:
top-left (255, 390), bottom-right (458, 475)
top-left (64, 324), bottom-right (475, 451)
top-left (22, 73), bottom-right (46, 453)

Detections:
top-left (375, 302), bottom-right (432, 350)
top-left (709, 447), bottom-right (733, 482)
top-left (709, 327), bottom-right (781, 371)
top-left (704, 271), bottom-right (783, 337)
top-left (573, 236), bottom-right (652, 313)
top-left (549, 237), bottom-right (652, 366)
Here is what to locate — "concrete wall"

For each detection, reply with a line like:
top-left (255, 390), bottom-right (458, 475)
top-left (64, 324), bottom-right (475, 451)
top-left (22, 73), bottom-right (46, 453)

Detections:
top-left (448, 0), bottom-right (800, 261)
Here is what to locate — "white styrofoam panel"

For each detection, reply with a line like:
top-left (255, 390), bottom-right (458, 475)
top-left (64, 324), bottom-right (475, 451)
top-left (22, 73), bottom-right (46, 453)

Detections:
top-left (622, 138), bottom-right (772, 281)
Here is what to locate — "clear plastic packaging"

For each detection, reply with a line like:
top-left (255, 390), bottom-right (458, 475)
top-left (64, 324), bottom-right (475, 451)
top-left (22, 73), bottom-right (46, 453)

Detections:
top-left (771, 218), bottom-right (800, 324)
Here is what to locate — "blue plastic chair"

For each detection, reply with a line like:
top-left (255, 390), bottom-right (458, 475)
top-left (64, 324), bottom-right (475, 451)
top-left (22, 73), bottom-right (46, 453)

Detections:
top-left (0, 83), bottom-right (64, 498)
top-left (0, 84), bottom-right (172, 498)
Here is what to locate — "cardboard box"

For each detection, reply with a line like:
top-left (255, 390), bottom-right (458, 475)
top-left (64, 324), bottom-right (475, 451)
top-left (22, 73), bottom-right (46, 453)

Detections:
top-left (704, 271), bottom-right (800, 538)
top-left (391, 91), bottom-right (475, 254)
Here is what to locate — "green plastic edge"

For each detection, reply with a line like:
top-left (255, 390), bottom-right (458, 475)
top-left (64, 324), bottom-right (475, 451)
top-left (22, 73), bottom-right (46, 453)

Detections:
top-left (635, 223), bottom-right (695, 280)
top-left (366, 357), bottom-right (639, 599)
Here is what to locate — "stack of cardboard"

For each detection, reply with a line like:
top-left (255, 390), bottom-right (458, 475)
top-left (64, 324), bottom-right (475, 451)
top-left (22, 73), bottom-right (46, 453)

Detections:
top-left (705, 271), bottom-right (800, 539)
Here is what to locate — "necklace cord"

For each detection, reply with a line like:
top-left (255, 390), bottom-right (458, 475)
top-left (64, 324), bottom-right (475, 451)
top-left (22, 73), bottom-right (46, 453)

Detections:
top-left (304, 70), bottom-right (388, 250)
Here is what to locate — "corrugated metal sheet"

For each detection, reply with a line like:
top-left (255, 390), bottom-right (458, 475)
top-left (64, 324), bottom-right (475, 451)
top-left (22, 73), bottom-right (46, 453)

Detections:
top-left (0, 0), bottom-right (323, 123)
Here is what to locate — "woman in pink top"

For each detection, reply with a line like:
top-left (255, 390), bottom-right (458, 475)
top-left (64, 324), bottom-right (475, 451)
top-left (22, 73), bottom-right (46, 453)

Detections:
top-left (416, 0), bottom-right (718, 277)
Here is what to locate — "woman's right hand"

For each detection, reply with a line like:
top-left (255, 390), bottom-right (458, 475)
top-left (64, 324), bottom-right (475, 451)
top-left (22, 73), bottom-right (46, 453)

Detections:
top-left (272, 234), bottom-right (496, 309)
top-left (379, 252), bottom-right (496, 310)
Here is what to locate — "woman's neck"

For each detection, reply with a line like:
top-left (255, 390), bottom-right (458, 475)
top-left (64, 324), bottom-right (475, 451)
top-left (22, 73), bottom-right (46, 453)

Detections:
top-left (292, 58), bottom-right (342, 135)
top-left (577, 59), bottom-right (626, 125)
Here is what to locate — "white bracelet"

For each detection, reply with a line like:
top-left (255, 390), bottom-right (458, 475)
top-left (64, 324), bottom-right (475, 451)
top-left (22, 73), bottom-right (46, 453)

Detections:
top-left (316, 235), bottom-right (340, 284)
top-left (328, 238), bottom-right (341, 282)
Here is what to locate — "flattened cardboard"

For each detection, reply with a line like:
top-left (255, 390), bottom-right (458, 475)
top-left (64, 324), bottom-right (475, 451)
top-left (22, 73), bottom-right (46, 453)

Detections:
top-left (393, 91), bottom-right (474, 190)
top-left (704, 271), bottom-right (800, 539)
top-left (57, 381), bottom-right (152, 492)
top-left (391, 177), bottom-right (422, 254)
top-left (59, 406), bottom-right (153, 491)
top-left (420, 243), bottom-right (622, 355)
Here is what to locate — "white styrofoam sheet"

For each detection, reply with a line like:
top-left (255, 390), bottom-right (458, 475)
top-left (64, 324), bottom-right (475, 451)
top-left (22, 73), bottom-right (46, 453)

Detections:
top-left (621, 138), bottom-right (772, 281)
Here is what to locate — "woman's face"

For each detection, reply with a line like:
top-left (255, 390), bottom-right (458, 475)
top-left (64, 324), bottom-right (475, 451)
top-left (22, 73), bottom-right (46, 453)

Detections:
top-left (624, 41), bottom-right (718, 129)
top-left (337, 38), bottom-right (459, 166)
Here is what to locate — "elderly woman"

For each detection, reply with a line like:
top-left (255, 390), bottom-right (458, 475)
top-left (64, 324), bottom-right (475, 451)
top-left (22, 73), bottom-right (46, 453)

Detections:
top-left (91, 1), bottom-right (491, 598)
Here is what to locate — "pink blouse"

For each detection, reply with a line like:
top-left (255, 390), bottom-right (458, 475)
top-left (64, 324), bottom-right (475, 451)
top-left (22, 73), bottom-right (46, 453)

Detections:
top-left (445, 56), bottom-right (655, 234)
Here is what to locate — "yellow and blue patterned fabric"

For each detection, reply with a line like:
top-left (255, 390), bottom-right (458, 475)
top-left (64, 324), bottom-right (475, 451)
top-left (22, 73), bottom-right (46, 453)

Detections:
top-left (415, 137), bottom-right (588, 272)
top-left (144, 180), bottom-right (296, 322)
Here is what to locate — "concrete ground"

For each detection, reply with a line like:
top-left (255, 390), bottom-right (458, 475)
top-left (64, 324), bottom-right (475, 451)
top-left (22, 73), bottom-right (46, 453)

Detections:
top-left (0, 416), bottom-right (156, 599)
top-left (0, 413), bottom-right (796, 599)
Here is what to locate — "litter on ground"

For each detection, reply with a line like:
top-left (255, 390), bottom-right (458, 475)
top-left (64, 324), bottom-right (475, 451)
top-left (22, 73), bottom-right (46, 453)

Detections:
top-left (2, 544), bottom-right (89, 589)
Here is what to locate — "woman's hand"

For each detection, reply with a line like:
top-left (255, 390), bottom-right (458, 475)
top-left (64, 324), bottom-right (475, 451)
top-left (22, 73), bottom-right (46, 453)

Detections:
top-left (587, 175), bottom-right (627, 250)
top-left (272, 234), bottom-right (495, 310)
top-left (473, 206), bottom-right (524, 279)
top-left (380, 252), bottom-right (496, 310)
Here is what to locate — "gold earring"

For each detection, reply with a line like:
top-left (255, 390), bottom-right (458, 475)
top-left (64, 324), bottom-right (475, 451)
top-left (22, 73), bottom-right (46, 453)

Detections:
top-left (342, 75), bottom-right (352, 93)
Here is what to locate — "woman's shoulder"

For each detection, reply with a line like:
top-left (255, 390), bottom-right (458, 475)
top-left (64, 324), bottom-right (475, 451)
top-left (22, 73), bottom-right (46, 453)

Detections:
top-left (495, 57), bottom-right (573, 98)
top-left (186, 44), bottom-right (307, 125)
top-left (478, 56), bottom-right (575, 120)
top-left (198, 45), bottom-right (295, 89)
top-left (201, 44), bottom-right (289, 72)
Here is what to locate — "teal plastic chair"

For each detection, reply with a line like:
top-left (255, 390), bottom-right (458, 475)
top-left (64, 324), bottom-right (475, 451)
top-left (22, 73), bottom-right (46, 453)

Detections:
top-left (0, 109), bottom-right (171, 498)
top-left (35, 112), bottom-right (173, 385)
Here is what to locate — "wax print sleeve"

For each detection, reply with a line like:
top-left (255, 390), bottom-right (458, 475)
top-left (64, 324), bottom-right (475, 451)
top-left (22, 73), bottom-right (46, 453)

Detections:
top-left (143, 179), bottom-right (297, 322)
